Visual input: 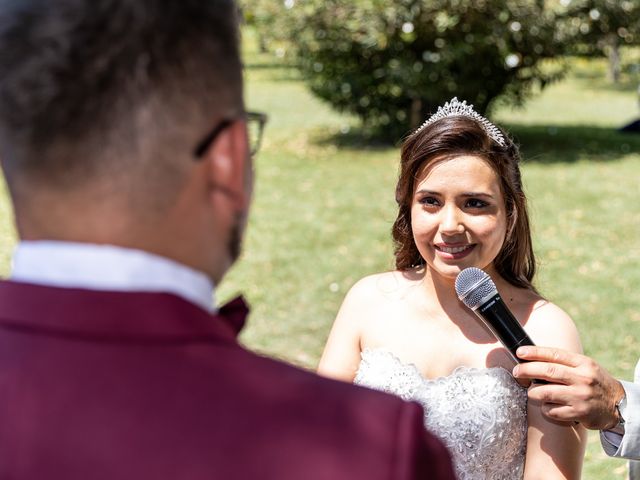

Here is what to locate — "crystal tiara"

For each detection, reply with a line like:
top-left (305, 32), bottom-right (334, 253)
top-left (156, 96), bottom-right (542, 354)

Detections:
top-left (414, 97), bottom-right (506, 147)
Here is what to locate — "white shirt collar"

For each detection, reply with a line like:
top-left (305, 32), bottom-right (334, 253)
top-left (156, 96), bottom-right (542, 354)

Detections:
top-left (10, 241), bottom-right (216, 313)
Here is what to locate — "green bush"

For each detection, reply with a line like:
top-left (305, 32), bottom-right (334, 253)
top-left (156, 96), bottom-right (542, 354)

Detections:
top-left (283, 0), bottom-right (572, 141)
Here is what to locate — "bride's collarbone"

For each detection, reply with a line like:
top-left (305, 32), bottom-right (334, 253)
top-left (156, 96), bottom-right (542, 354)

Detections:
top-left (361, 333), bottom-right (514, 379)
top-left (372, 311), bottom-right (496, 346)
top-left (360, 301), bottom-right (515, 375)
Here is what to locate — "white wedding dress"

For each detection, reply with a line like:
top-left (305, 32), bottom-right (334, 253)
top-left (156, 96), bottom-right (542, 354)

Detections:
top-left (355, 349), bottom-right (528, 480)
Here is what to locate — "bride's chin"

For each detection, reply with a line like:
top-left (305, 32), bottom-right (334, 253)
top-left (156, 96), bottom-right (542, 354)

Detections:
top-left (428, 257), bottom-right (496, 279)
top-left (425, 265), bottom-right (463, 282)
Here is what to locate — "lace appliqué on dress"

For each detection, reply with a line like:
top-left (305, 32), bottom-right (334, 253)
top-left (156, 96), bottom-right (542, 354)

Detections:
top-left (355, 349), bottom-right (528, 480)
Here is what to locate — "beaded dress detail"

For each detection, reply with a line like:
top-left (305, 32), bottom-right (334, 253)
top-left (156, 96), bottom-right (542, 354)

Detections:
top-left (355, 349), bottom-right (527, 480)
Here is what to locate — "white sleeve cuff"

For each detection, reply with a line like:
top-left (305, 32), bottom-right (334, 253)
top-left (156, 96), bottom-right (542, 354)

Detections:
top-left (600, 380), bottom-right (640, 461)
top-left (600, 430), bottom-right (623, 456)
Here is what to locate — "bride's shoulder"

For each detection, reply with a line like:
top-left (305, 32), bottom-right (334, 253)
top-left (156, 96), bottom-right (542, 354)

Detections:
top-left (332, 271), bottom-right (415, 335)
top-left (522, 294), bottom-right (582, 353)
top-left (346, 268), bottom-right (422, 300)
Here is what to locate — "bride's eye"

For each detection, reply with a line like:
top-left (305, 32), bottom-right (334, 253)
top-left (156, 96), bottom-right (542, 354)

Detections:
top-left (465, 198), bottom-right (489, 209)
top-left (419, 196), bottom-right (440, 208)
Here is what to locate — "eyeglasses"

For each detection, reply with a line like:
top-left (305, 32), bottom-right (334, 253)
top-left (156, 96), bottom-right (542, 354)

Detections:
top-left (193, 111), bottom-right (268, 159)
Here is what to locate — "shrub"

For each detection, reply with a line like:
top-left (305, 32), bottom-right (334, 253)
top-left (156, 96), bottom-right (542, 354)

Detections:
top-left (284, 0), bottom-right (572, 141)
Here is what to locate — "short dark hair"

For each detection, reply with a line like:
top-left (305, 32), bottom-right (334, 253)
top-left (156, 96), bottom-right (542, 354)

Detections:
top-left (0, 0), bottom-right (242, 209)
top-left (392, 115), bottom-right (536, 290)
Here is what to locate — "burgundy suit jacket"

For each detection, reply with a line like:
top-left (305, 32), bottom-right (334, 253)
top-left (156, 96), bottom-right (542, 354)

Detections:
top-left (0, 280), bottom-right (454, 480)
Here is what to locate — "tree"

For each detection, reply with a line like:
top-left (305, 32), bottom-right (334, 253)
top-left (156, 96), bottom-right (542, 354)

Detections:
top-left (283, 0), bottom-right (572, 141)
top-left (559, 0), bottom-right (640, 83)
top-left (239, 0), bottom-right (292, 54)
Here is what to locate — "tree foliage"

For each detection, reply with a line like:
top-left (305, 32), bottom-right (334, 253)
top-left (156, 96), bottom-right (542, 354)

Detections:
top-left (562, 0), bottom-right (640, 50)
top-left (238, 0), bottom-right (292, 53)
top-left (278, 0), bottom-right (572, 141)
top-left (559, 0), bottom-right (640, 82)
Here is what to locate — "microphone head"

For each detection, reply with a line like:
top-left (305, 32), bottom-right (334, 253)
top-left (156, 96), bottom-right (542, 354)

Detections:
top-left (455, 267), bottom-right (498, 309)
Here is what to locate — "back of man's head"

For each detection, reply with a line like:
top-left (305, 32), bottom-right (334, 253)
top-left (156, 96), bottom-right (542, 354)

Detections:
top-left (0, 0), bottom-right (243, 222)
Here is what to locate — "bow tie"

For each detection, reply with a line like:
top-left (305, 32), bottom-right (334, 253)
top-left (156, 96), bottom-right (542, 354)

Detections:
top-left (216, 295), bottom-right (250, 336)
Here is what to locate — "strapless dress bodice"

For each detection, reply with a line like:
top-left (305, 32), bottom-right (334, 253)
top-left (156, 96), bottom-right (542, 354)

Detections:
top-left (355, 349), bottom-right (528, 480)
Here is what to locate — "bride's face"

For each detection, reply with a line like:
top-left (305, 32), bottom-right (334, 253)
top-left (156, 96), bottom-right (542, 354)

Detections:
top-left (410, 154), bottom-right (507, 280)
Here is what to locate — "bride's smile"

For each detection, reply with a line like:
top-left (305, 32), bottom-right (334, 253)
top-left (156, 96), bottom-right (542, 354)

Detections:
top-left (434, 243), bottom-right (475, 258)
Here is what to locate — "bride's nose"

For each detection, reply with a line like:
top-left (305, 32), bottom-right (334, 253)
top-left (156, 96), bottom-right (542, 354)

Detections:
top-left (439, 205), bottom-right (465, 235)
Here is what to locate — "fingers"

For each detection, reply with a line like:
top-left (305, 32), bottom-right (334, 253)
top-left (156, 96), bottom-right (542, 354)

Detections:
top-left (515, 346), bottom-right (584, 367)
top-left (527, 383), bottom-right (574, 404)
top-left (539, 403), bottom-right (582, 425)
top-left (528, 386), bottom-right (601, 428)
top-left (514, 375), bottom-right (532, 388)
top-left (527, 384), bottom-right (585, 424)
top-left (512, 361), bottom-right (575, 384)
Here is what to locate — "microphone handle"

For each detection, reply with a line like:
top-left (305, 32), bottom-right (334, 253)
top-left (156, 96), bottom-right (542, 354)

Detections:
top-left (477, 293), bottom-right (533, 361)
top-left (475, 293), bottom-right (549, 384)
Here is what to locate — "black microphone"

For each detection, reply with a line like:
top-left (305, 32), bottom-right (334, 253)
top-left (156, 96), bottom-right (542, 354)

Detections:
top-left (455, 267), bottom-right (535, 364)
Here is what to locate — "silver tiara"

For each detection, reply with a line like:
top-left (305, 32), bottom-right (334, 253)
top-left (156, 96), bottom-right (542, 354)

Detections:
top-left (415, 97), bottom-right (506, 147)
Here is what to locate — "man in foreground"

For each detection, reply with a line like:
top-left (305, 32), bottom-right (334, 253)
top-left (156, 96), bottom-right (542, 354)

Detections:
top-left (0, 0), bottom-right (454, 478)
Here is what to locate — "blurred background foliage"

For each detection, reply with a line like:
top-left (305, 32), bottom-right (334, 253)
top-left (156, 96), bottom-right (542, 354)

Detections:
top-left (239, 0), bottom-right (640, 141)
top-left (564, 0), bottom-right (640, 83)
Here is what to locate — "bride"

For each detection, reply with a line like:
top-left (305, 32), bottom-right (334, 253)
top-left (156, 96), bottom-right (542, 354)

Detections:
top-left (318, 99), bottom-right (586, 479)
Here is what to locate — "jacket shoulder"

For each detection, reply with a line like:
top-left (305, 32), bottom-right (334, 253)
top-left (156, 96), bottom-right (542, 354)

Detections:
top-left (230, 347), bottom-right (455, 479)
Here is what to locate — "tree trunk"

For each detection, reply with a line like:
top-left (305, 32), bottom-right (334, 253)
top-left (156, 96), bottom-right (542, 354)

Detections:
top-left (606, 34), bottom-right (620, 84)
top-left (258, 33), bottom-right (268, 54)
top-left (410, 97), bottom-right (423, 129)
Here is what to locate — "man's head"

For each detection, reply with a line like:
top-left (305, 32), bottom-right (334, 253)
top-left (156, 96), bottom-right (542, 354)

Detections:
top-left (0, 0), bottom-right (251, 282)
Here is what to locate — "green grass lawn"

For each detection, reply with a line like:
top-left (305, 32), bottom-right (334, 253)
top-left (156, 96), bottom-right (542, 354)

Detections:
top-left (0, 38), bottom-right (639, 478)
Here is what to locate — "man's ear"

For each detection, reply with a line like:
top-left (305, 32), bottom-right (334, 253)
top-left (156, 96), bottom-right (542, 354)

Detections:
top-left (204, 120), bottom-right (251, 211)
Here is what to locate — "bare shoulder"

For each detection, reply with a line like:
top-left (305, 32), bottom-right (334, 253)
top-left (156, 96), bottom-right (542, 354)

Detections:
top-left (343, 269), bottom-right (420, 305)
top-left (318, 270), bottom-right (419, 380)
top-left (524, 296), bottom-right (582, 354)
top-left (333, 269), bottom-right (421, 333)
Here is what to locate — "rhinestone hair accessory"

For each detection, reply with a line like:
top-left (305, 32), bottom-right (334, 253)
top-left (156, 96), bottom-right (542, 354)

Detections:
top-left (415, 97), bottom-right (507, 147)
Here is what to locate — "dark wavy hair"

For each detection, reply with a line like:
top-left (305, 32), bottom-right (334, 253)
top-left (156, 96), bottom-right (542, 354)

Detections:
top-left (392, 115), bottom-right (536, 290)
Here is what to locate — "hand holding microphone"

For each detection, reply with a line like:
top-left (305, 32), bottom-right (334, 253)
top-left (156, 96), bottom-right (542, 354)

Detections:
top-left (512, 346), bottom-right (627, 430)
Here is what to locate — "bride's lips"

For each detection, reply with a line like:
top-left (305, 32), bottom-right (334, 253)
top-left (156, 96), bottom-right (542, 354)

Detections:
top-left (434, 243), bottom-right (476, 260)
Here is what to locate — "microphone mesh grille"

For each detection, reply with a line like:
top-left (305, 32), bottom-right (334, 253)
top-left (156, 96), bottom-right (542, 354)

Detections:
top-left (455, 267), bottom-right (497, 309)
